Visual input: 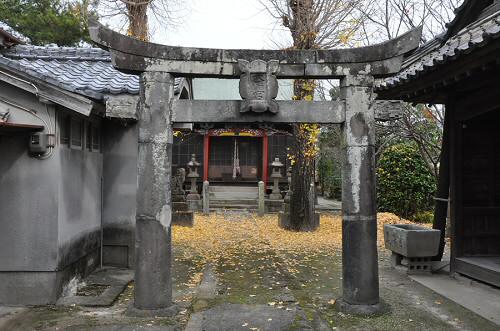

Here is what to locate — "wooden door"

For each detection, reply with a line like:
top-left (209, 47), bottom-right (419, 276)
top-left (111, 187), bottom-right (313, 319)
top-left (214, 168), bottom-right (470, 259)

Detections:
top-left (208, 137), bottom-right (262, 182)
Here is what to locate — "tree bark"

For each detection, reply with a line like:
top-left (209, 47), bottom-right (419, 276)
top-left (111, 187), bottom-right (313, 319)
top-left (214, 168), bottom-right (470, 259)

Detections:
top-left (125, 1), bottom-right (149, 41)
top-left (289, 123), bottom-right (317, 231)
top-left (286, 1), bottom-right (319, 231)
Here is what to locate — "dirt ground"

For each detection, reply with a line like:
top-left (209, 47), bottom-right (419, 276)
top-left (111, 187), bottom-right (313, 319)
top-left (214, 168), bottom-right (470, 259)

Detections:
top-left (1, 213), bottom-right (498, 331)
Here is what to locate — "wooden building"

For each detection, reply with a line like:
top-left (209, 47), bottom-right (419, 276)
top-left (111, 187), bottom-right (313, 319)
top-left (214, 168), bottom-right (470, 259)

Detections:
top-left (173, 79), bottom-right (293, 187)
top-left (173, 127), bottom-right (292, 187)
top-left (378, 0), bottom-right (500, 287)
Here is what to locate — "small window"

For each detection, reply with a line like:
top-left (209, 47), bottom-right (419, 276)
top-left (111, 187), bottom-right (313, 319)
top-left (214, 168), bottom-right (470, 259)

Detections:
top-left (86, 122), bottom-right (92, 151)
top-left (71, 118), bottom-right (83, 148)
top-left (60, 114), bottom-right (70, 146)
top-left (92, 126), bottom-right (100, 152)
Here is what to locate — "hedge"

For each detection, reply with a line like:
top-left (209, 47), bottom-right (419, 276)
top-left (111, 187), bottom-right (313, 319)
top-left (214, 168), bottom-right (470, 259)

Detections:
top-left (377, 143), bottom-right (436, 218)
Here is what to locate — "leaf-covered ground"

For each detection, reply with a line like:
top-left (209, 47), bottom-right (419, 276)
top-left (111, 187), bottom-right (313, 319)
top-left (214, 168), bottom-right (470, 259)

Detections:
top-left (4, 212), bottom-right (497, 330)
top-left (171, 213), bottom-right (495, 330)
top-left (173, 212), bottom-right (419, 259)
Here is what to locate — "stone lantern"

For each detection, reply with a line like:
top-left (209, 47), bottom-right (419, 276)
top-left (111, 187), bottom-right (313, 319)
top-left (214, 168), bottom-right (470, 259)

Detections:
top-left (186, 154), bottom-right (201, 209)
top-left (269, 157), bottom-right (284, 200)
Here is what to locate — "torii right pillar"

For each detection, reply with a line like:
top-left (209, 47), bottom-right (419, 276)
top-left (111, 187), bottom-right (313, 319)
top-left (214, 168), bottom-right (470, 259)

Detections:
top-left (337, 74), bottom-right (384, 315)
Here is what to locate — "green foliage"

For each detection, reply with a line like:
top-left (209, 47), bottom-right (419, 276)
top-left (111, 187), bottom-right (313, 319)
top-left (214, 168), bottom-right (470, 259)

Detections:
top-left (318, 156), bottom-right (341, 200)
top-left (0, 0), bottom-right (93, 46)
top-left (377, 143), bottom-right (436, 218)
top-left (411, 211), bottom-right (434, 224)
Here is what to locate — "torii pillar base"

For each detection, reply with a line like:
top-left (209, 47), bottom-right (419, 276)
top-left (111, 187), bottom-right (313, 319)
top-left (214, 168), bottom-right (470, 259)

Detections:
top-left (334, 299), bottom-right (388, 316)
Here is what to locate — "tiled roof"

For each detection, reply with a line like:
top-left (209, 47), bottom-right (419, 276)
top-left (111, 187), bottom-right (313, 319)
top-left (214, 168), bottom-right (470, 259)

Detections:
top-left (0, 21), bottom-right (29, 45)
top-left (377, 7), bottom-right (500, 91)
top-left (0, 45), bottom-right (139, 99)
top-left (0, 45), bottom-right (185, 101)
top-left (4, 46), bottom-right (111, 61)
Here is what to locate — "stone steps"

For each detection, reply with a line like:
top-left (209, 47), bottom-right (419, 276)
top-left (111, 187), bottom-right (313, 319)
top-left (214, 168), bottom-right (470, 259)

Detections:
top-left (209, 185), bottom-right (258, 192)
top-left (209, 199), bottom-right (258, 211)
top-left (208, 185), bottom-right (259, 211)
top-left (210, 206), bottom-right (258, 211)
top-left (209, 198), bottom-right (258, 205)
top-left (209, 192), bottom-right (258, 199)
top-left (209, 186), bottom-right (259, 201)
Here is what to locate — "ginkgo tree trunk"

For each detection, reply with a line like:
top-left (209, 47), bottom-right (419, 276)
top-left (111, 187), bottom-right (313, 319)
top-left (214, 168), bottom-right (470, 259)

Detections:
top-left (262, 0), bottom-right (365, 231)
top-left (124, 0), bottom-right (149, 41)
top-left (96, 0), bottom-right (185, 42)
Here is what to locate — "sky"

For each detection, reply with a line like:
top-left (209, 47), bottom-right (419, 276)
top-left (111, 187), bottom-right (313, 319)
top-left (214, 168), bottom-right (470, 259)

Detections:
top-left (148, 0), bottom-right (289, 49)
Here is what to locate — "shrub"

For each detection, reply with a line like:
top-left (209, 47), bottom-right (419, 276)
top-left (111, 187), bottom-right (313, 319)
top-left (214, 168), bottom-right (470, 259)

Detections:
top-left (377, 143), bottom-right (436, 218)
top-left (411, 211), bottom-right (434, 224)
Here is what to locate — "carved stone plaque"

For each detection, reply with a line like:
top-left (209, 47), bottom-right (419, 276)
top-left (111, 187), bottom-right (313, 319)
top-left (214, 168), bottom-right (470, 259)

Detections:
top-left (238, 59), bottom-right (279, 114)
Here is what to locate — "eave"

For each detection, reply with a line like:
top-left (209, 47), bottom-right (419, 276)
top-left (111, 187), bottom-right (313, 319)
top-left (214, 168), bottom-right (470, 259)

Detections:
top-left (0, 63), bottom-right (95, 116)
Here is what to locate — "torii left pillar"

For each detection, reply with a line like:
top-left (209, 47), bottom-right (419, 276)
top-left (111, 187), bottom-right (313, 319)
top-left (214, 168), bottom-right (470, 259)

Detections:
top-left (131, 71), bottom-right (176, 316)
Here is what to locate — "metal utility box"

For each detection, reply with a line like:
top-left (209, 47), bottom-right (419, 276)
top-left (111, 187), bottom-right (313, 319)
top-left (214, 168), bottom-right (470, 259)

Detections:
top-left (29, 132), bottom-right (48, 154)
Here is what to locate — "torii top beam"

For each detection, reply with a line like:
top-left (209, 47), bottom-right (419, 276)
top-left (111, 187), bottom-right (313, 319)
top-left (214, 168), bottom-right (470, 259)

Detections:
top-left (89, 21), bottom-right (422, 79)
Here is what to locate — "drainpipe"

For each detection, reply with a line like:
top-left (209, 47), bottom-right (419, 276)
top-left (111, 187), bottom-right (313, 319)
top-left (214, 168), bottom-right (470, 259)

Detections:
top-left (100, 175), bottom-right (104, 269)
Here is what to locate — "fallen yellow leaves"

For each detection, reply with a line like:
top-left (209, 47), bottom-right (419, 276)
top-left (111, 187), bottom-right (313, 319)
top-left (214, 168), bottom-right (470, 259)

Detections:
top-left (172, 212), bottom-right (424, 265)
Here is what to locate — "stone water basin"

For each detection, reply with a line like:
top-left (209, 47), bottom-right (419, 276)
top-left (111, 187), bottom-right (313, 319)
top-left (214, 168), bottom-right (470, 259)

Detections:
top-left (384, 224), bottom-right (441, 258)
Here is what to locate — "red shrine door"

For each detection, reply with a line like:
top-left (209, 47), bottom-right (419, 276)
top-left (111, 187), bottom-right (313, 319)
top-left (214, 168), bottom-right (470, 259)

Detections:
top-left (203, 129), bottom-right (268, 185)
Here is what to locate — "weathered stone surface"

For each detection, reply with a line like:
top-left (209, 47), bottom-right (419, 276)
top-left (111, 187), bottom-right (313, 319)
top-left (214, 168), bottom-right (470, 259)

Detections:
top-left (172, 201), bottom-right (188, 211)
top-left (185, 304), bottom-right (298, 331)
top-left (384, 224), bottom-right (441, 257)
top-left (186, 199), bottom-right (201, 213)
top-left (171, 100), bottom-right (345, 124)
top-left (304, 57), bottom-right (404, 78)
top-left (105, 95), bottom-right (139, 120)
top-left (171, 168), bottom-right (186, 199)
top-left (196, 265), bottom-right (217, 301)
top-left (258, 181), bottom-right (265, 217)
top-left (171, 168), bottom-right (194, 226)
top-left (202, 181), bottom-right (209, 215)
top-left (269, 157), bottom-right (284, 200)
top-left (135, 217), bottom-right (172, 310)
top-left (89, 20), bottom-right (422, 78)
top-left (186, 155), bottom-right (201, 211)
top-left (135, 71), bottom-right (174, 311)
top-left (339, 74), bottom-right (381, 311)
top-left (56, 267), bottom-right (133, 307)
top-left (172, 211), bottom-right (194, 227)
top-left (265, 199), bottom-right (283, 213)
top-left (238, 59), bottom-right (279, 114)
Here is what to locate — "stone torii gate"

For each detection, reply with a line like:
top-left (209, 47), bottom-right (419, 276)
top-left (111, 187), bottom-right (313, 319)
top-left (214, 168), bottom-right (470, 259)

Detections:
top-left (89, 22), bottom-right (421, 316)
